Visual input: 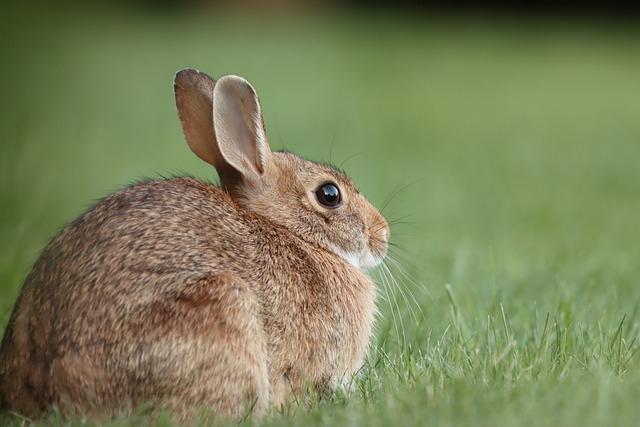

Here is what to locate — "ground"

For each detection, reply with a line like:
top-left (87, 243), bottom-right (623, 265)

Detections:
top-left (1, 7), bottom-right (639, 426)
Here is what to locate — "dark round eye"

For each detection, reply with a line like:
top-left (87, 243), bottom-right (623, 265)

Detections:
top-left (315, 182), bottom-right (342, 208)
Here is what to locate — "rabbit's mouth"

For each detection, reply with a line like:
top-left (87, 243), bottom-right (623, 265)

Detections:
top-left (329, 242), bottom-right (386, 271)
top-left (328, 222), bottom-right (389, 270)
top-left (358, 248), bottom-right (387, 270)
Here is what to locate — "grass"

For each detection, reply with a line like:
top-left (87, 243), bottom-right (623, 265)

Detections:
top-left (1, 5), bottom-right (640, 426)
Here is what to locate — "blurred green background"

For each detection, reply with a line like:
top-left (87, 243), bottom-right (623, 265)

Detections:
top-left (1, 2), bottom-right (640, 426)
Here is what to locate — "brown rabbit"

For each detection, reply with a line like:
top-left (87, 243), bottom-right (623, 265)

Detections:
top-left (0, 69), bottom-right (389, 421)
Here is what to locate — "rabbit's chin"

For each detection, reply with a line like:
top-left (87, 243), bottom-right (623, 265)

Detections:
top-left (329, 244), bottom-right (384, 271)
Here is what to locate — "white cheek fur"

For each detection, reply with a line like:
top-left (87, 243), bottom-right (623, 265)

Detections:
top-left (359, 250), bottom-right (383, 269)
top-left (328, 243), bottom-right (383, 271)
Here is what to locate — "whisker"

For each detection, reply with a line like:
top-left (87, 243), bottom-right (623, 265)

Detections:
top-left (387, 220), bottom-right (420, 234)
top-left (383, 260), bottom-right (424, 320)
top-left (388, 246), bottom-right (423, 267)
top-left (379, 180), bottom-right (419, 215)
top-left (384, 266), bottom-right (407, 348)
top-left (338, 151), bottom-right (365, 170)
top-left (372, 269), bottom-right (399, 343)
top-left (375, 266), bottom-right (406, 347)
top-left (380, 262), bottom-right (414, 323)
top-left (387, 254), bottom-right (434, 302)
top-left (381, 261), bottom-right (417, 322)
top-left (385, 213), bottom-right (420, 225)
top-left (386, 233), bottom-right (413, 241)
top-left (387, 241), bottom-right (418, 258)
top-left (328, 138), bottom-right (335, 165)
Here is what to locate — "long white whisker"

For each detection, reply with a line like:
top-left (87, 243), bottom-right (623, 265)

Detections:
top-left (383, 260), bottom-right (424, 321)
top-left (378, 264), bottom-right (406, 347)
top-left (387, 254), bottom-right (433, 301)
top-left (382, 261), bottom-right (419, 323)
top-left (373, 268), bottom-right (402, 347)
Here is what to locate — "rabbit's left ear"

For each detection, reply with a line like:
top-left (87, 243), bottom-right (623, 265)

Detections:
top-left (213, 75), bottom-right (271, 180)
top-left (174, 68), bottom-right (221, 168)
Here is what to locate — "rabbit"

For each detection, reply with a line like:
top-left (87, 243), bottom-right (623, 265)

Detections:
top-left (0, 69), bottom-right (390, 421)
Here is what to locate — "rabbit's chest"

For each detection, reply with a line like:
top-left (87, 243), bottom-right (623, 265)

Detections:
top-left (259, 253), bottom-right (376, 395)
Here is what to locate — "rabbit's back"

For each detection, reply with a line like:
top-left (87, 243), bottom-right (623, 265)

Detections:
top-left (28, 177), bottom-right (254, 317)
top-left (0, 177), bottom-right (265, 415)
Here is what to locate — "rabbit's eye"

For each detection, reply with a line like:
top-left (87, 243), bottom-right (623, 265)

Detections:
top-left (315, 183), bottom-right (341, 208)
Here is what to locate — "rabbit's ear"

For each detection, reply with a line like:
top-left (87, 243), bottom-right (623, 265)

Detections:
top-left (212, 75), bottom-right (271, 181)
top-left (174, 69), bottom-right (220, 166)
top-left (174, 69), bottom-right (270, 188)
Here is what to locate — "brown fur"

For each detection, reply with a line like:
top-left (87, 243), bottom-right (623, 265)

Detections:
top-left (0, 70), bottom-right (389, 421)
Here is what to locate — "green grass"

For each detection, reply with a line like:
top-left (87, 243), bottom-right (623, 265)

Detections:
top-left (2, 6), bottom-right (640, 426)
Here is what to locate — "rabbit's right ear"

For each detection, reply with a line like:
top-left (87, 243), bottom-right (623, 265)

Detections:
top-left (174, 69), bottom-right (239, 187)
top-left (212, 75), bottom-right (271, 183)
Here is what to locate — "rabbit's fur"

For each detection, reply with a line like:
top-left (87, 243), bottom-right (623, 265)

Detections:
top-left (0, 70), bottom-right (389, 420)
